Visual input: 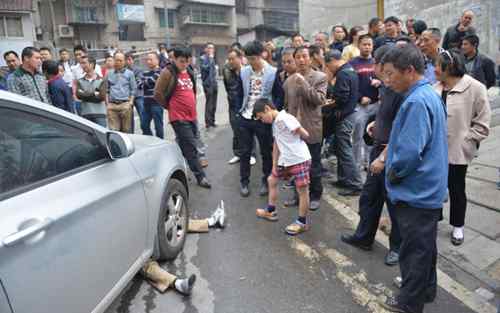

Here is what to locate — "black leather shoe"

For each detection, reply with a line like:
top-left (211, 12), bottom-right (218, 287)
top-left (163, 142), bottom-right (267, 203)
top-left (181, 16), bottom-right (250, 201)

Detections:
top-left (341, 234), bottom-right (372, 251)
top-left (451, 233), bottom-right (464, 246)
top-left (197, 177), bottom-right (211, 189)
top-left (240, 184), bottom-right (250, 197)
top-left (379, 296), bottom-right (410, 313)
top-left (259, 183), bottom-right (269, 197)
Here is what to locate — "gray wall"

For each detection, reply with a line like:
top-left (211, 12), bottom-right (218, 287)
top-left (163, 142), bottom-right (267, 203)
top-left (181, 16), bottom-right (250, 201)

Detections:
top-left (385, 0), bottom-right (499, 58)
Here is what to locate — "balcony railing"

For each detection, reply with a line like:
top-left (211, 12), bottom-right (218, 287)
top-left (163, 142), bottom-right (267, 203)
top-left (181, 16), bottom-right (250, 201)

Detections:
top-left (66, 0), bottom-right (106, 25)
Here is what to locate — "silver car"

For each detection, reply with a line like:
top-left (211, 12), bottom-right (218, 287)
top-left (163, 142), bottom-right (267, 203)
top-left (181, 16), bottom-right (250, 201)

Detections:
top-left (0, 91), bottom-right (190, 313)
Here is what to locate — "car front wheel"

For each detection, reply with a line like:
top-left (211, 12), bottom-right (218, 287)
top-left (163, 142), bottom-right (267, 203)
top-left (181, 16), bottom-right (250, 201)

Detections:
top-left (157, 179), bottom-right (189, 261)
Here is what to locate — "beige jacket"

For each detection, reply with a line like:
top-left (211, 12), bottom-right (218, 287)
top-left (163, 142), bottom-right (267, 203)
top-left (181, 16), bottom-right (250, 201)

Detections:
top-left (283, 69), bottom-right (327, 144)
top-left (434, 75), bottom-right (491, 165)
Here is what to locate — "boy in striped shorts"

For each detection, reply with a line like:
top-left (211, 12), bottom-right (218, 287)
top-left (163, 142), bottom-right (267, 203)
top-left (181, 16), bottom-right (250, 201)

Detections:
top-left (253, 98), bottom-right (312, 235)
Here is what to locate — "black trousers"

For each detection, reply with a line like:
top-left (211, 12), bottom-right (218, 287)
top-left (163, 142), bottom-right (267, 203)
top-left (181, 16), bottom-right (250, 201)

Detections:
top-left (171, 121), bottom-right (205, 182)
top-left (204, 86), bottom-right (218, 127)
top-left (448, 164), bottom-right (468, 227)
top-left (354, 147), bottom-right (401, 252)
top-left (239, 117), bottom-right (273, 186)
top-left (307, 143), bottom-right (323, 201)
top-left (229, 109), bottom-right (255, 157)
top-left (395, 204), bottom-right (440, 313)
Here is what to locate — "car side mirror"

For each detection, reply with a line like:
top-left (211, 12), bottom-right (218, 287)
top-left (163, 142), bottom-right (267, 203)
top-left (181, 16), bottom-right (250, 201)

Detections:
top-left (106, 131), bottom-right (135, 159)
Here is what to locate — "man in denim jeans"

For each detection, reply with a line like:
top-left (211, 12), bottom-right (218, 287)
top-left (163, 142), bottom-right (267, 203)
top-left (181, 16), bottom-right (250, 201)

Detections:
top-left (324, 49), bottom-right (363, 196)
top-left (126, 52), bottom-right (144, 133)
top-left (139, 52), bottom-right (164, 138)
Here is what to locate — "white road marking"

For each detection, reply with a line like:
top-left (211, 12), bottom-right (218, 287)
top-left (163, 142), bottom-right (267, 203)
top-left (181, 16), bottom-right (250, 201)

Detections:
top-left (322, 194), bottom-right (498, 313)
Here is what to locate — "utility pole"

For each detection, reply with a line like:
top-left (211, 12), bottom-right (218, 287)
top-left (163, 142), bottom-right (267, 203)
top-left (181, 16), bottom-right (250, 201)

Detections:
top-left (377, 0), bottom-right (384, 19)
top-left (164, 0), bottom-right (171, 48)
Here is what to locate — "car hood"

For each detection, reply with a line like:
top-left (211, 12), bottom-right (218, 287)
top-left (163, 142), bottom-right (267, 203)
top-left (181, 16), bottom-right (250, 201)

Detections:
top-left (126, 134), bottom-right (174, 150)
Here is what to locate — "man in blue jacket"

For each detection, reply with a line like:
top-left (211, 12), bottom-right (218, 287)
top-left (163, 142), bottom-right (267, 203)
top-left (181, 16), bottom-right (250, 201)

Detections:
top-left (238, 40), bottom-right (277, 197)
top-left (379, 45), bottom-right (448, 313)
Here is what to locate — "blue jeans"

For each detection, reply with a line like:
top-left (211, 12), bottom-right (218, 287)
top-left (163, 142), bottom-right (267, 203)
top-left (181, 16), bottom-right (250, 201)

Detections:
top-left (141, 105), bottom-right (164, 139)
top-left (333, 114), bottom-right (362, 189)
top-left (84, 115), bottom-right (107, 128)
top-left (352, 103), bottom-right (379, 168)
top-left (73, 100), bottom-right (82, 116)
top-left (131, 96), bottom-right (144, 134)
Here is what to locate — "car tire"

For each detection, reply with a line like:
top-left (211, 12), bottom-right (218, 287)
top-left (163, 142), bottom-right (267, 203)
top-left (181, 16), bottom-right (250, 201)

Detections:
top-left (157, 178), bottom-right (189, 261)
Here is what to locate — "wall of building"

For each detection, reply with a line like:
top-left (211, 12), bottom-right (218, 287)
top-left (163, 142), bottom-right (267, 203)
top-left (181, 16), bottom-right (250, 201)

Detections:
top-left (299, 0), bottom-right (377, 39)
top-left (0, 12), bottom-right (35, 66)
top-left (385, 0), bottom-right (499, 58)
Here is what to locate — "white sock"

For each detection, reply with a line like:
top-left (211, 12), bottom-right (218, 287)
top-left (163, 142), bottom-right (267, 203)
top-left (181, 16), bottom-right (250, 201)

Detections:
top-left (453, 227), bottom-right (464, 239)
top-left (207, 217), bottom-right (216, 227)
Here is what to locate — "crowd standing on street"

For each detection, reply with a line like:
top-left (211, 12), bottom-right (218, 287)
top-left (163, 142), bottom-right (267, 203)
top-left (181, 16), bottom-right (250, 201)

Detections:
top-left (1, 8), bottom-right (499, 313)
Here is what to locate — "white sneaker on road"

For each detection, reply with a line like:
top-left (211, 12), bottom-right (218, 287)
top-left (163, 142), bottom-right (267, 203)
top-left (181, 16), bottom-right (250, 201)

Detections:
top-left (250, 156), bottom-right (257, 166)
top-left (228, 156), bottom-right (240, 164)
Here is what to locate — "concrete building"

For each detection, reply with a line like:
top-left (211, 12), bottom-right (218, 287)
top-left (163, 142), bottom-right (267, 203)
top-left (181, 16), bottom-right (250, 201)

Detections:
top-left (0, 0), bottom-right (36, 67)
top-left (33, 0), bottom-right (237, 64)
top-left (237, 0), bottom-right (299, 44)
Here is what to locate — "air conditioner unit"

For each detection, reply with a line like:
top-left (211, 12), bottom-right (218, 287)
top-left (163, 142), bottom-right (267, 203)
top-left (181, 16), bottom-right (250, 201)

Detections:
top-left (58, 25), bottom-right (74, 38)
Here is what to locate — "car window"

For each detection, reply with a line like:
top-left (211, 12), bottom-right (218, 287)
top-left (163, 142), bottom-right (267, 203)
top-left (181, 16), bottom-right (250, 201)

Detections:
top-left (0, 107), bottom-right (108, 195)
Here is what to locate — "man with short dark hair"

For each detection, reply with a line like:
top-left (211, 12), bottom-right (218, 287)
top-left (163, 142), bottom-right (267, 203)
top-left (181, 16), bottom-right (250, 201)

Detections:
top-left (309, 44), bottom-right (325, 72)
top-left (291, 33), bottom-right (305, 49)
top-left (379, 45), bottom-right (447, 313)
top-left (443, 10), bottom-right (476, 50)
top-left (7, 47), bottom-right (50, 104)
top-left (59, 48), bottom-right (74, 88)
top-left (368, 17), bottom-right (384, 40)
top-left (462, 34), bottom-right (496, 89)
top-left (374, 16), bottom-right (401, 51)
top-left (105, 51), bottom-right (136, 133)
top-left (200, 43), bottom-right (219, 129)
top-left (42, 60), bottom-right (73, 112)
top-left (350, 34), bottom-right (380, 171)
top-left (126, 51), bottom-right (145, 131)
top-left (238, 40), bottom-right (277, 197)
top-left (154, 47), bottom-right (211, 188)
top-left (1, 51), bottom-right (20, 90)
top-left (417, 28), bottom-right (442, 84)
top-left (139, 52), bottom-right (164, 138)
top-left (76, 56), bottom-right (107, 126)
top-left (324, 50), bottom-right (363, 195)
top-left (40, 47), bottom-right (52, 62)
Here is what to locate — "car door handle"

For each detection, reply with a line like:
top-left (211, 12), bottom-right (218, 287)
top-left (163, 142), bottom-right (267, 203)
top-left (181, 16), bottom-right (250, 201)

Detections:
top-left (2, 218), bottom-right (53, 247)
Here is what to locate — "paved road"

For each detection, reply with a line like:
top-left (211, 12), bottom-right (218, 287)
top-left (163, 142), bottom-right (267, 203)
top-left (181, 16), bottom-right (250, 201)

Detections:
top-left (105, 122), bottom-right (477, 313)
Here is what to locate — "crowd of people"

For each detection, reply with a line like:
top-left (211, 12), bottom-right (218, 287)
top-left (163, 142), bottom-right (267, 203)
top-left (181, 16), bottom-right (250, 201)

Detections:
top-left (0, 9), bottom-right (499, 313)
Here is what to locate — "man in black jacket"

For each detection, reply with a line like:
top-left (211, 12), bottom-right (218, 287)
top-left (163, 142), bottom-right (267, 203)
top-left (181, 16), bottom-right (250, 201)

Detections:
top-left (324, 50), bottom-right (362, 196)
top-left (462, 34), bottom-right (496, 89)
top-left (443, 10), bottom-right (476, 50)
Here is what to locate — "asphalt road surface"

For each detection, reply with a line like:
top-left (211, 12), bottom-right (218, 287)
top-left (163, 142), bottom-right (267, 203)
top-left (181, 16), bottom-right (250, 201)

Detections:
top-left (105, 120), bottom-right (477, 313)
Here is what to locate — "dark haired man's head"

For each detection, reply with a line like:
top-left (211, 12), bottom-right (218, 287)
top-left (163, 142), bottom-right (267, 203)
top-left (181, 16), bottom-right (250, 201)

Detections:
top-left (291, 33), bottom-right (305, 48)
top-left (205, 43), bottom-right (215, 57)
top-left (281, 48), bottom-right (297, 75)
top-left (358, 34), bottom-right (373, 58)
top-left (396, 36), bottom-right (413, 47)
top-left (369, 17), bottom-right (382, 30)
top-left (373, 45), bottom-right (392, 81)
top-left (413, 20), bottom-right (428, 36)
top-left (461, 34), bottom-right (479, 57)
top-left (294, 46), bottom-right (312, 74)
top-left (244, 40), bottom-right (265, 70)
top-left (253, 98), bottom-right (276, 124)
top-left (418, 28), bottom-right (441, 59)
top-left (59, 48), bottom-right (71, 62)
top-left (381, 44), bottom-right (425, 93)
top-left (3, 50), bottom-right (20, 71)
top-left (39, 47), bottom-right (52, 62)
top-left (231, 42), bottom-right (243, 50)
top-left (332, 25), bottom-right (348, 42)
top-left (113, 51), bottom-right (126, 70)
top-left (384, 16), bottom-right (400, 38)
top-left (172, 47), bottom-right (192, 72)
top-left (80, 55), bottom-right (96, 74)
top-left (227, 48), bottom-right (243, 70)
top-left (42, 60), bottom-right (59, 78)
top-left (309, 44), bottom-right (323, 59)
top-left (21, 47), bottom-right (41, 73)
top-left (146, 52), bottom-right (159, 70)
top-left (324, 49), bottom-right (344, 74)
top-left (125, 51), bottom-right (136, 67)
top-left (435, 49), bottom-right (466, 81)
top-left (314, 32), bottom-right (329, 50)
top-left (73, 45), bottom-right (86, 62)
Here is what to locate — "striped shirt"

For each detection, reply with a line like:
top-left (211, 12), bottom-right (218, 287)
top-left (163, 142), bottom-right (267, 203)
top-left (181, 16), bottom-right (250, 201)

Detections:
top-left (139, 67), bottom-right (161, 106)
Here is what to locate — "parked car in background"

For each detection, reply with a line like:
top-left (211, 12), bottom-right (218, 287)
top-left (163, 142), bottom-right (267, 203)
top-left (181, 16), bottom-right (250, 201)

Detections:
top-left (0, 90), bottom-right (190, 313)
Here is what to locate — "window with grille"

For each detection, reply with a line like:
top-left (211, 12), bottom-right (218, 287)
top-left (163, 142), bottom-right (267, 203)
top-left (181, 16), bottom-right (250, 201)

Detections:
top-left (188, 7), bottom-right (227, 25)
top-left (157, 9), bottom-right (175, 29)
top-left (0, 16), bottom-right (23, 38)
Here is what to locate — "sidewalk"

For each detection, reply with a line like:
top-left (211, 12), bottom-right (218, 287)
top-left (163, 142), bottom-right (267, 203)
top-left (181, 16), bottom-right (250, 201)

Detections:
top-left (324, 124), bottom-right (500, 306)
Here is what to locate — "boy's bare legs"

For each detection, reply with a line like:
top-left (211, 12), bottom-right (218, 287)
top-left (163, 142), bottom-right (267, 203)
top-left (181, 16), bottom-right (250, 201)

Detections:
top-left (297, 185), bottom-right (310, 219)
top-left (256, 175), bottom-right (279, 221)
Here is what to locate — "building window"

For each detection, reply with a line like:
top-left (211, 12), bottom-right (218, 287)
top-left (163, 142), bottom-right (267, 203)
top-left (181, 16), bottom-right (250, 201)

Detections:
top-left (75, 6), bottom-right (98, 23)
top-left (189, 7), bottom-right (226, 25)
top-left (0, 16), bottom-right (23, 38)
top-left (236, 0), bottom-right (246, 14)
top-left (263, 11), bottom-right (298, 32)
top-left (118, 24), bottom-right (145, 41)
top-left (157, 9), bottom-right (175, 29)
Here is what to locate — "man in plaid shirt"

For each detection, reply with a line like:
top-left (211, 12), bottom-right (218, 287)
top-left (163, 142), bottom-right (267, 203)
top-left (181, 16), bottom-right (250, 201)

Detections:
top-left (7, 47), bottom-right (51, 104)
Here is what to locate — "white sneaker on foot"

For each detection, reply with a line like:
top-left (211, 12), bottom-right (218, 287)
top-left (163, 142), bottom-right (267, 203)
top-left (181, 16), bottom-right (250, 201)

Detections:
top-left (250, 156), bottom-right (257, 166)
top-left (228, 156), bottom-right (240, 164)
